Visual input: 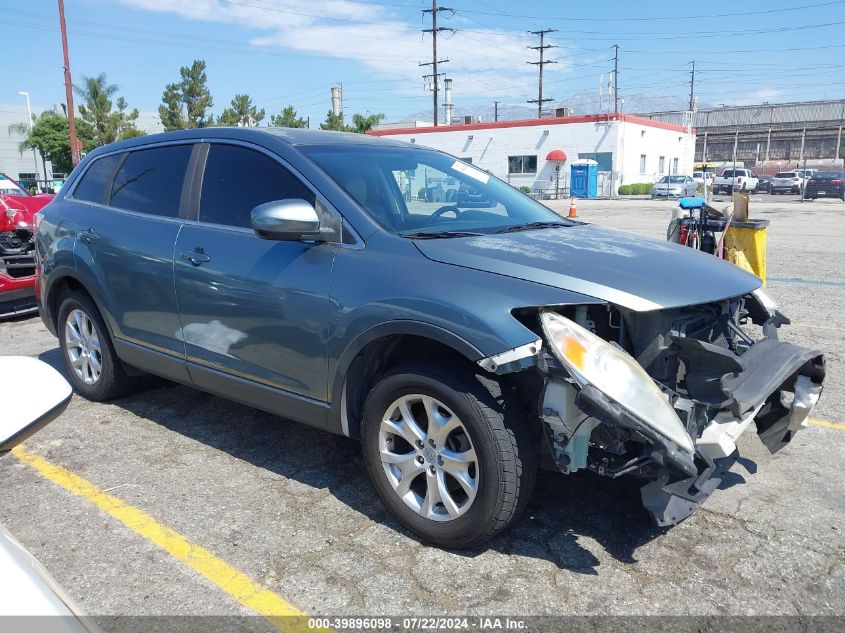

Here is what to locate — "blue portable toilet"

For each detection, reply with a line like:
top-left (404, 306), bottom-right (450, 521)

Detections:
top-left (570, 159), bottom-right (598, 199)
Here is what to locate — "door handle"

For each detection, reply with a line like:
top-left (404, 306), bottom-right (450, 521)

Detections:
top-left (180, 249), bottom-right (211, 266)
top-left (78, 228), bottom-right (100, 243)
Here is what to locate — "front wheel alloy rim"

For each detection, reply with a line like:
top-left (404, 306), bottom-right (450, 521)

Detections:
top-left (379, 394), bottom-right (478, 522)
top-left (65, 309), bottom-right (102, 385)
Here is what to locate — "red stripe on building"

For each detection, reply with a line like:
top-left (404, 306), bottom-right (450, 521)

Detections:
top-left (367, 113), bottom-right (693, 136)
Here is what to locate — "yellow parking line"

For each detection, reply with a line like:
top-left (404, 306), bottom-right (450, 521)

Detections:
top-left (809, 418), bottom-right (845, 431)
top-left (12, 445), bottom-right (316, 633)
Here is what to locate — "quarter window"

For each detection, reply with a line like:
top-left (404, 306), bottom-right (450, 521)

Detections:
top-left (199, 144), bottom-right (315, 228)
top-left (508, 155), bottom-right (537, 174)
top-left (73, 154), bottom-right (122, 204)
top-left (109, 145), bottom-right (192, 217)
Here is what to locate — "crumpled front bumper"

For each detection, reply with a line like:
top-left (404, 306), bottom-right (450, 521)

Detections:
top-left (640, 338), bottom-right (824, 526)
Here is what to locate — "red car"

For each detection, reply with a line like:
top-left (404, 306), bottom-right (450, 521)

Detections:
top-left (0, 173), bottom-right (54, 318)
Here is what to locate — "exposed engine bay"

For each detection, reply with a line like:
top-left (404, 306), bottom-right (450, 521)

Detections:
top-left (510, 291), bottom-right (825, 526)
top-left (0, 228), bottom-right (36, 279)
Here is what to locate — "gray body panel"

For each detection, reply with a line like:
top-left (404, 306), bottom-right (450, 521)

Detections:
top-left (413, 224), bottom-right (762, 311)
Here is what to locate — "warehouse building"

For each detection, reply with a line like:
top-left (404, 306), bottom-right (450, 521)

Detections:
top-left (369, 113), bottom-right (696, 198)
top-left (0, 103), bottom-right (49, 190)
top-left (641, 99), bottom-right (845, 171)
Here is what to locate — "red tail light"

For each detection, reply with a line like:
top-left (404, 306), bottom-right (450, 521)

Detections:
top-left (832, 179), bottom-right (843, 185)
top-left (736, 177), bottom-right (743, 183)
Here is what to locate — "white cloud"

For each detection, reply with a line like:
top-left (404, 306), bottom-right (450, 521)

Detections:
top-left (117, 0), bottom-right (582, 103)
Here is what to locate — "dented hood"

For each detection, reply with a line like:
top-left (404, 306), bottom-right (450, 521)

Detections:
top-left (413, 224), bottom-right (762, 311)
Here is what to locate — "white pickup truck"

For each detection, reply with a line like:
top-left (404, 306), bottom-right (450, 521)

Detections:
top-left (713, 168), bottom-right (758, 194)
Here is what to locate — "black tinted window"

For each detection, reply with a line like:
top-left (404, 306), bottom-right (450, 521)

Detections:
top-left (73, 154), bottom-right (121, 203)
top-left (109, 145), bottom-right (192, 217)
top-left (199, 144), bottom-right (314, 228)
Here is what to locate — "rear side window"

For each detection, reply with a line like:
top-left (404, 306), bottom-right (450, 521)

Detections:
top-left (73, 154), bottom-right (121, 203)
top-left (109, 145), bottom-right (192, 217)
top-left (199, 144), bottom-right (315, 228)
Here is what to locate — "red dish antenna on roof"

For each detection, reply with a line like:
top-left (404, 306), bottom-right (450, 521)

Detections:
top-left (546, 149), bottom-right (567, 162)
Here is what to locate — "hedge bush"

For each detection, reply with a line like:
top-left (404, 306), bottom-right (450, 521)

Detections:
top-left (518, 185), bottom-right (532, 193)
top-left (618, 182), bottom-right (652, 195)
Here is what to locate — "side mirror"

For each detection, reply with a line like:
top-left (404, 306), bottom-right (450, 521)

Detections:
top-left (251, 199), bottom-right (322, 241)
top-left (0, 357), bottom-right (72, 455)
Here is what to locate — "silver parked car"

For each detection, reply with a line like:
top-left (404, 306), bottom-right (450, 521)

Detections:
top-left (651, 175), bottom-right (698, 198)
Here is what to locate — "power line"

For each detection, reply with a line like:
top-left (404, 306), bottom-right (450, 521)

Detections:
top-left (526, 29), bottom-right (557, 118)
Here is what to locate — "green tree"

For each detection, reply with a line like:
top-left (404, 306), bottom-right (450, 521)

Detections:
top-left (319, 110), bottom-right (350, 132)
top-left (159, 82), bottom-right (186, 131)
top-left (73, 73), bottom-right (141, 146)
top-left (351, 112), bottom-right (385, 134)
top-left (158, 60), bottom-right (214, 130)
top-left (9, 111), bottom-right (95, 175)
top-left (270, 105), bottom-right (307, 128)
top-left (218, 94), bottom-right (265, 127)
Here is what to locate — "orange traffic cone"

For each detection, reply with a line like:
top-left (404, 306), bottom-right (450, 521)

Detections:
top-left (568, 197), bottom-right (577, 218)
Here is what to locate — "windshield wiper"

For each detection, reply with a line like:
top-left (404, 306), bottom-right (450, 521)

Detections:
top-left (494, 221), bottom-right (570, 234)
top-left (401, 230), bottom-right (484, 239)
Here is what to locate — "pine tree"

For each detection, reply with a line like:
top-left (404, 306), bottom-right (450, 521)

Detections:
top-left (158, 60), bottom-right (214, 130)
top-left (320, 110), bottom-right (350, 132)
top-left (270, 105), bottom-right (307, 128)
top-left (218, 94), bottom-right (265, 127)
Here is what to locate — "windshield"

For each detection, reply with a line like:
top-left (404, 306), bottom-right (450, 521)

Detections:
top-left (302, 145), bottom-right (569, 236)
top-left (0, 175), bottom-right (28, 196)
top-left (658, 176), bottom-right (686, 184)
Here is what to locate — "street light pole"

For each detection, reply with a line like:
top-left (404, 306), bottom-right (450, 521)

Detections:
top-left (17, 91), bottom-right (40, 191)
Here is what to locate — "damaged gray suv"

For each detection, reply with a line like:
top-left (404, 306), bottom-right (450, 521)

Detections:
top-left (36, 129), bottom-right (825, 548)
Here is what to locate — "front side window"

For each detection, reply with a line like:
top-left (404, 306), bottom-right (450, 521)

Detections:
top-left (507, 155), bottom-right (537, 174)
top-left (72, 154), bottom-right (122, 203)
top-left (109, 145), bottom-right (192, 217)
top-left (199, 144), bottom-right (315, 228)
top-left (303, 145), bottom-right (569, 237)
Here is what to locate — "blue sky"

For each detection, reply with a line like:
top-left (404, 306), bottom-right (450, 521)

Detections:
top-left (3, 0), bottom-right (845, 126)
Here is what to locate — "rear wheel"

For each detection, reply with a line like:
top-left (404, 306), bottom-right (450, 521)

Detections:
top-left (361, 363), bottom-right (537, 548)
top-left (57, 291), bottom-right (134, 401)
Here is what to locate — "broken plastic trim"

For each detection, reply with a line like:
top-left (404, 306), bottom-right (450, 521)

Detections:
top-left (477, 339), bottom-right (543, 374)
top-left (575, 383), bottom-right (698, 479)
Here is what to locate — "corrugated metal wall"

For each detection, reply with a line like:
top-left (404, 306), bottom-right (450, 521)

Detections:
top-left (642, 99), bottom-right (845, 131)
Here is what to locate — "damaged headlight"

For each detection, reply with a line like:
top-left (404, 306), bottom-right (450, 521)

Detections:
top-left (540, 310), bottom-right (694, 455)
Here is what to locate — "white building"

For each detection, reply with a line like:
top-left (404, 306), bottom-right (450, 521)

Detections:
top-left (0, 103), bottom-right (47, 190)
top-left (369, 113), bottom-right (696, 197)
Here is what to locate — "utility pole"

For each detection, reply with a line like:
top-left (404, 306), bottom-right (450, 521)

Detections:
top-left (494, 101), bottom-right (499, 122)
top-left (57, 0), bottom-right (80, 167)
top-left (527, 29), bottom-right (557, 118)
top-left (420, 0), bottom-right (454, 126)
top-left (612, 44), bottom-right (620, 114)
top-left (688, 60), bottom-right (696, 112)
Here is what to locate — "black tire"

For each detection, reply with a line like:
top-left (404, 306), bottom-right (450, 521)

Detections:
top-left (361, 362), bottom-right (537, 548)
top-left (57, 290), bottom-right (134, 401)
